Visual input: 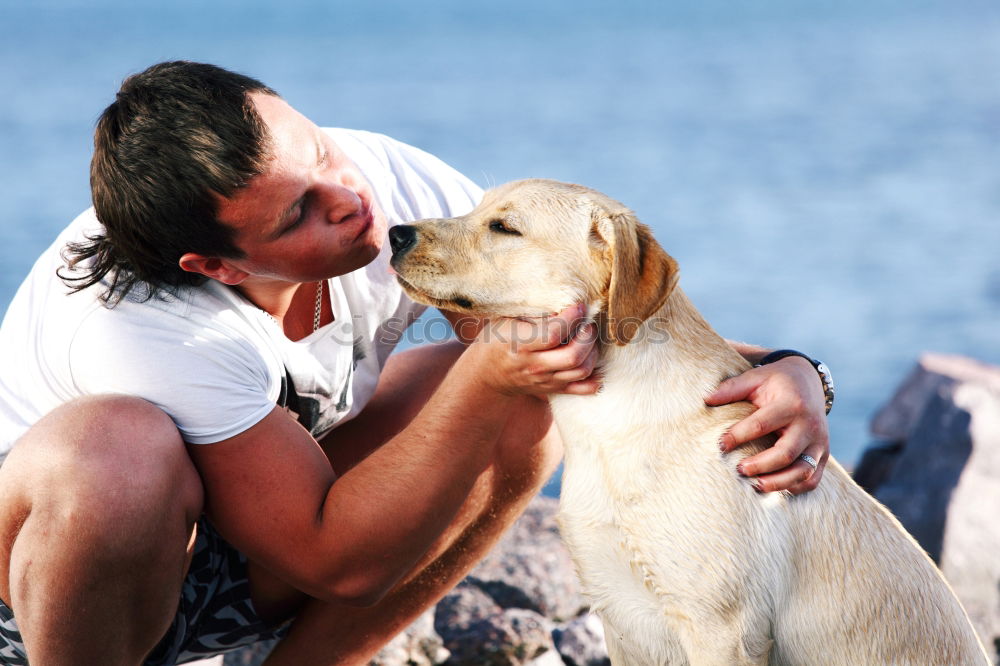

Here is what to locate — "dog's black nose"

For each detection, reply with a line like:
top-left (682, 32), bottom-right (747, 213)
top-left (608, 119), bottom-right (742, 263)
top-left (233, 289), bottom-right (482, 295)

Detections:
top-left (389, 224), bottom-right (418, 257)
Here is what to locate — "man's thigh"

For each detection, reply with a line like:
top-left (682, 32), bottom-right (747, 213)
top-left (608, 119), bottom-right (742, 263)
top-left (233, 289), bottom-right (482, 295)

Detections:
top-left (319, 340), bottom-right (467, 475)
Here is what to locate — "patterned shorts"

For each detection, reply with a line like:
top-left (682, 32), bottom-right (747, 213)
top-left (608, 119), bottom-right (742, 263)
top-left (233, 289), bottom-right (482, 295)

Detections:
top-left (0, 518), bottom-right (290, 665)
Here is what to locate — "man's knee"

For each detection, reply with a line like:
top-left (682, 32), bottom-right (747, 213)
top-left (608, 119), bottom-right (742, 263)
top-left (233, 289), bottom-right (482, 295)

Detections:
top-left (2, 395), bottom-right (203, 536)
top-left (20, 394), bottom-right (181, 455)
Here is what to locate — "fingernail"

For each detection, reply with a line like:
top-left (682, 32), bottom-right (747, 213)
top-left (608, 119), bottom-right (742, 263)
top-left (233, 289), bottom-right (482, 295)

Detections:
top-left (718, 437), bottom-right (728, 452)
top-left (736, 462), bottom-right (746, 476)
top-left (750, 478), bottom-right (763, 493)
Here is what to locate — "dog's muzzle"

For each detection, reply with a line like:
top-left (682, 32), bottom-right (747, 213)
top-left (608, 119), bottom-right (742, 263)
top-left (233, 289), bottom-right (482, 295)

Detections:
top-left (389, 224), bottom-right (418, 259)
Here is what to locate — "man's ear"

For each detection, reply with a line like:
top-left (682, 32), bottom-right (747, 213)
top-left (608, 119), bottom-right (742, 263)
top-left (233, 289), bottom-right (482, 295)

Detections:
top-left (178, 253), bottom-right (250, 286)
top-left (592, 205), bottom-right (679, 345)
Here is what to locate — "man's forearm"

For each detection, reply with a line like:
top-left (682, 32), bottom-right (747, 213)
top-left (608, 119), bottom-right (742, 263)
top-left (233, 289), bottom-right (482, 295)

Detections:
top-left (313, 350), bottom-right (518, 603)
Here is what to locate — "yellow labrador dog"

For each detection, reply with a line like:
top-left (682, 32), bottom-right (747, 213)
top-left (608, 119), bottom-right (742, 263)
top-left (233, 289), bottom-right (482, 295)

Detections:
top-left (388, 179), bottom-right (988, 665)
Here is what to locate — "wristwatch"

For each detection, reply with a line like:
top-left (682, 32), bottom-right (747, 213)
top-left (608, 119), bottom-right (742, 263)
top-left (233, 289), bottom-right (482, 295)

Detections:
top-left (754, 349), bottom-right (835, 415)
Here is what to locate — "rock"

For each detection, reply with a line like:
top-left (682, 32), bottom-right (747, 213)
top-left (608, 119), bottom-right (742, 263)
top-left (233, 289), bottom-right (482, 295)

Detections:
top-left (436, 583), bottom-right (505, 634)
top-left (552, 613), bottom-right (610, 666)
top-left (466, 496), bottom-right (587, 622)
top-left (371, 607), bottom-right (450, 666)
top-left (502, 609), bottom-right (557, 663)
top-left (854, 353), bottom-right (1000, 660)
top-left (435, 587), bottom-right (557, 666)
top-left (527, 648), bottom-right (568, 666)
top-left (219, 495), bottom-right (599, 666)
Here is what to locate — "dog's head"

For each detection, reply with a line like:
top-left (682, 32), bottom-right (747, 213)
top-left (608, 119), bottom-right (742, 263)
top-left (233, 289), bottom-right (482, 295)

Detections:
top-left (389, 179), bottom-right (678, 345)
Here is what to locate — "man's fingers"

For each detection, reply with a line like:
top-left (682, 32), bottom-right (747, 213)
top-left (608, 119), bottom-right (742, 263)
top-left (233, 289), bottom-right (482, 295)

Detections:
top-left (705, 371), bottom-right (757, 407)
top-left (549, 343), bottom-right (598, 384)
top-left (733, 420), bottom-right (811, 476)
top-left (536, 324), bottom-right (596, 372)
top-left (785, 454), bottom-right (828, 495)
top-left (718, 406), bottom-right (787, 453)
top-left (710, 354), bottom-right (831, 494)
top-left (747, 443), bottom-right (828, 495)
top-left (526, 303), bottom-right (587, 351)
top-left (558, 377), bottom-right (602, 396)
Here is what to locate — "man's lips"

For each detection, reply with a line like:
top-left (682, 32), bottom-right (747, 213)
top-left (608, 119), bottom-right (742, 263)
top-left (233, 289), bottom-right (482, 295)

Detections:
top-left (351, 201), bottom-right (376, 240)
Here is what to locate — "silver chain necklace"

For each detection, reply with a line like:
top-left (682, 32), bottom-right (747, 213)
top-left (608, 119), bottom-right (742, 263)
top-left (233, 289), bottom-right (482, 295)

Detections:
top-left (256, 281), bottom-right (324, 333)
top-left (313, 280), bottom-right (324, 332)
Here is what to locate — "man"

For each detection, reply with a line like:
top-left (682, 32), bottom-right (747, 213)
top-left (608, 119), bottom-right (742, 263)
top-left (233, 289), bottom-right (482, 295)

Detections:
top-left (0, 61), bottom-right (831, 665)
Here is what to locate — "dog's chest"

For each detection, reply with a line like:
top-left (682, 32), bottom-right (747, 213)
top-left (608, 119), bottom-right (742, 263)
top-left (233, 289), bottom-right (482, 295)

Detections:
top-left (556, 454), bottom-right (690, 661)
top-left (549, 387), bottom-right (775, 664)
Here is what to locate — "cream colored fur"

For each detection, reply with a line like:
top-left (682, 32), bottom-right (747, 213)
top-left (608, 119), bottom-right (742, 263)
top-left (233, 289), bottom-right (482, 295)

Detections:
top-left (391, 179), bottom-right (989, 665)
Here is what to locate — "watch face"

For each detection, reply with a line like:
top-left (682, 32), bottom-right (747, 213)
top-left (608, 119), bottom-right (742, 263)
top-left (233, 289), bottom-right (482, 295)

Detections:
top-left (816, 362), bottom-right (834, 390)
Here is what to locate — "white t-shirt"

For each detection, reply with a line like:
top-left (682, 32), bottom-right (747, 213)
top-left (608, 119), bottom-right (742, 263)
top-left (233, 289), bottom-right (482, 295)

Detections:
top-left (0, 129), bottom-right (483, 463)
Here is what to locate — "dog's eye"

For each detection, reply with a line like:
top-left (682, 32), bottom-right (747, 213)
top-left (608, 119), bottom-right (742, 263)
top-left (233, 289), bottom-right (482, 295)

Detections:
top-left (488, 219), bottom-right (521, 236)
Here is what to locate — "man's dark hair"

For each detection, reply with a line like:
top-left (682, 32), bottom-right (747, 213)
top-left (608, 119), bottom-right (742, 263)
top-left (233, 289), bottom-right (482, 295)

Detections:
top-left (59, 61), bottom-right (278, 304)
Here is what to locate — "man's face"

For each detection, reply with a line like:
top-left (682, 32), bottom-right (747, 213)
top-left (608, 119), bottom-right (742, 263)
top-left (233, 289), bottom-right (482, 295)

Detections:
top-left (214, 93), bottom-right (388, 285)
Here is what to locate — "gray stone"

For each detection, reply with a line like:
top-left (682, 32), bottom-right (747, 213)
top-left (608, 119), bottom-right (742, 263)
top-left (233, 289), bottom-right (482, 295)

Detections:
top-left (854, 353), bottom-right (1000, 661)
top-left (435, 588), bottom-right (557, 666)
top-left (553, 613), bottom-right (610, 666)
top-left (868, 356), bottom-right (964, 441)
top-left (467, 496), bottom-right (587, 622)
top-left (527, 650), bottom-right (566, 666)
top-left (436, 582), bottom-right (505, 633)
top-left (371, 607), bottom-right (450, 666)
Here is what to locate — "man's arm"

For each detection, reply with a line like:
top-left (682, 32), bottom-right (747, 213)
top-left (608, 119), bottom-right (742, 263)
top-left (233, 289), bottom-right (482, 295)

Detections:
top-left (441, 314), bottom-right (829, 495)
top-left (707, 339), bottom-right (831, 495)
top-left (186, 306), bottom-right (596, 606)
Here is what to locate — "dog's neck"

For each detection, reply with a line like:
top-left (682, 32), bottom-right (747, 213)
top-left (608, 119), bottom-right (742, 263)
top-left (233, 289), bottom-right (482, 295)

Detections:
top-left (591, 287), bottom-right (751, 411)
top-left (549, 286), bottom-right (753, 464)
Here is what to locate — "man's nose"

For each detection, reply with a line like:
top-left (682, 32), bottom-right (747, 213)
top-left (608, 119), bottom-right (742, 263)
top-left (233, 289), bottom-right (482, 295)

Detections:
top-left (317, 181), bottom-right (364, 224)
top-left (389, 225), bottom-right (418, 256)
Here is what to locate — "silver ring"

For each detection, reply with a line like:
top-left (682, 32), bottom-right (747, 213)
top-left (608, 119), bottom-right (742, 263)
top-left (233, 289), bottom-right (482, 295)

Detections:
top-left (798, 453), bottom-right (818, 470)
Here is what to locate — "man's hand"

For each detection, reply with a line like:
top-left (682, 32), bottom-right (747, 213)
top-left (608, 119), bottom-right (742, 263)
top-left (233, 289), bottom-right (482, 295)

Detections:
top-left (466, 304), bottom-right (600, 398)
top-left (705, 356), bottom-right (830, 495)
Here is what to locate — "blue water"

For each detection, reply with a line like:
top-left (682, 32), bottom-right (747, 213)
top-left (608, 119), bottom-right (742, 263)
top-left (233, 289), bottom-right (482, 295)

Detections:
top-left (2, 0), bottom-right (999, 470)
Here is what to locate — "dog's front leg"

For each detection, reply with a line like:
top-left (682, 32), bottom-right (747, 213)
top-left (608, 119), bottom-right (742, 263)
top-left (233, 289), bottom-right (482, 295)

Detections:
top-left (603, 630), bottom-right (632, 666)
top-left (598, 613), bottom-right (691, 665)
top-left (679, 623), bottom-right (772, 666)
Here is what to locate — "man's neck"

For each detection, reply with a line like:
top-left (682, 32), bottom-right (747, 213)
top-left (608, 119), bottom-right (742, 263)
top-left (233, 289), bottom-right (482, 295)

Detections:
top-left (236, 279), bottom-right (322, 341)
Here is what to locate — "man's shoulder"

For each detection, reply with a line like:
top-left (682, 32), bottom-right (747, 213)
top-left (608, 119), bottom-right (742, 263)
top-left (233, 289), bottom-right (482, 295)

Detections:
top-left (323, 127), bottom-right (483, 222)
top-left (78, 279), bottom-right (275, 350)
top-left (66, 281), bottom-right (284, 444)
top-left (322, 128), bottom-right (446, 178)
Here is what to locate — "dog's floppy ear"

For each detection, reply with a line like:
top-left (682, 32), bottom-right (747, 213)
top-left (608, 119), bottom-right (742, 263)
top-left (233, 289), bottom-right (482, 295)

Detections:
top-left (593, 205), bottom-right (679, 345)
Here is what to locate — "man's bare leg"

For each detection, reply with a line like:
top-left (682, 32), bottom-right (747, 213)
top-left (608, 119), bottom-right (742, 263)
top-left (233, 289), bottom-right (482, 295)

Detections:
top-left (259, 341), bottom-right (563, 665)
top-left (0, 396), bottom-right (204, 665)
